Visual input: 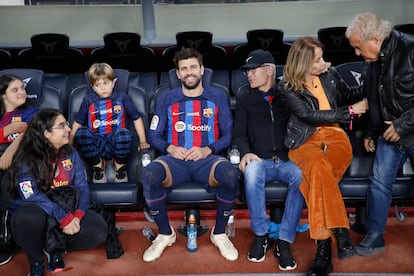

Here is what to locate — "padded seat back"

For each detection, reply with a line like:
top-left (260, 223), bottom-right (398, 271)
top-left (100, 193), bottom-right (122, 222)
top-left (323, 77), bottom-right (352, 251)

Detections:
top-left (394, 23), bottom-right (414, 35)
top-left (335, 61), bottom-right (366, 88)
top-left (317, 27), bottom-right (362, 65)
top-left (232, 29), bottom-right (290, 69)
top-left (0, 49), bottom-right (12, 70)
top-left (90, 32), bottom-right (157, 72)
top-left (160, 31), bottom-right (229, 72)
top-left (44, 73), bottom-right (86, 116)
top-left (17, 33), bottom-right (85, 73)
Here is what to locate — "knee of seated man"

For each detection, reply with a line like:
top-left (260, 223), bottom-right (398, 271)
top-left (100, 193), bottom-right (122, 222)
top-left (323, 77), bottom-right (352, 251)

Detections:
top-left (214, 162), bottom-right (240, 189)
top-left (245, 159), bottom-right (262, 173)
top-left (141, 162), bottom-right (165, 186)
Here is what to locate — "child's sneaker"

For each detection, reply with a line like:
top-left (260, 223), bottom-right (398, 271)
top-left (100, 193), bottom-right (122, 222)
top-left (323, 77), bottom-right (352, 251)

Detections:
top-left (115, 164), bottom-right (128, 183)
top-left (45, 252), bottom-right (65, 273)
top-left (92, 159), bottom-right (106, 183)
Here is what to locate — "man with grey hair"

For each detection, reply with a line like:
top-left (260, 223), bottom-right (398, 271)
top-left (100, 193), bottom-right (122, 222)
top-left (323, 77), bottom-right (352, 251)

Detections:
top-left (346, 12), bottom-right (414, 256)
top-left (232, 49), bottom-right (303, 270)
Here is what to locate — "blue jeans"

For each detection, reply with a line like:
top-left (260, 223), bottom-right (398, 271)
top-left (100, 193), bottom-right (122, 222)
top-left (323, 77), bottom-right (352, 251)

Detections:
top-left (367, 137), bottom-right (414, 234)
top-left (244, 159), bottom-right (303, 243)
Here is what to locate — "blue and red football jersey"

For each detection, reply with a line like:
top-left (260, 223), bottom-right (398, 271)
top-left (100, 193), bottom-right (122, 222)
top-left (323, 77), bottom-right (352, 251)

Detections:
top-left (149, 86), bottom-right (232, 154)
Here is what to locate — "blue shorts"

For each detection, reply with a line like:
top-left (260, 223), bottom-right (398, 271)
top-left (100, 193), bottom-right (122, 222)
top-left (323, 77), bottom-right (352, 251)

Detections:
top-left (154, 155), bottom-right (228, 190)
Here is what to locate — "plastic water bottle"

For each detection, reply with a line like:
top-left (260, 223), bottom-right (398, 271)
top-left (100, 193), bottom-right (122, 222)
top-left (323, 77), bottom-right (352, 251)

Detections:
top-left (142, 226), bottom-right (155, 241)
top-left (229, 145), bottom-right (240, 165)
top-left (187, 214), bottom-right (197, 252)
top-left (141, 149), bottom-right (151, 168)
top-left (226, 214), bottom-right (235, 238)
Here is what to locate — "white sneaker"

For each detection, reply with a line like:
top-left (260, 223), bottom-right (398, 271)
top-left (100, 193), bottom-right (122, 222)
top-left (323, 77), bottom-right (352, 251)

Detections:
top-left (143, 227), bottom-right (176, 262)
top-left (210, 227), bottom-right (239, 261)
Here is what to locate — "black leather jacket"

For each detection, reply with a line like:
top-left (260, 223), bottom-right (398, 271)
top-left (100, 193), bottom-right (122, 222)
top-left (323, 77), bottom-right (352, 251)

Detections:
top-left (279, 67), bottom-right (363, 149)
top-left (364, 30), bottom-right (414, 147)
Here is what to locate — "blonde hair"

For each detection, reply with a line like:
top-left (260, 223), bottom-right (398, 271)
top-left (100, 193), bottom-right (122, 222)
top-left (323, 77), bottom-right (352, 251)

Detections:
top-left (284, 37), bottom-right (324, 92)
top-left (87, 63), bottom-right (115, 85)
top-left (345, 12), bottom-right (392, 41)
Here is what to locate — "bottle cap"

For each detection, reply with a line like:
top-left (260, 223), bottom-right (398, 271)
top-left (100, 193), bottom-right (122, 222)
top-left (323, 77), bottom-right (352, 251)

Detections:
top-left (188, 214), bottom-right (196, 223)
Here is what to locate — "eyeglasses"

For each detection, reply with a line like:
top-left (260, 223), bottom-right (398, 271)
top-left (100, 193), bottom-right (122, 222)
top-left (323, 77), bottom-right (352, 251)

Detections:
top-left (51, 121), bottom-right (70, 130)
top-left (93, 80), bottom-right (112, 89)
top-left (242, 65), bottom-right (269, 76)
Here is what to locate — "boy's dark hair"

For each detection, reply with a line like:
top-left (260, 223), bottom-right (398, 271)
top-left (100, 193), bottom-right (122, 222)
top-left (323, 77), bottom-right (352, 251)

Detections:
top-left (173, 47), bottom-right (203, 69)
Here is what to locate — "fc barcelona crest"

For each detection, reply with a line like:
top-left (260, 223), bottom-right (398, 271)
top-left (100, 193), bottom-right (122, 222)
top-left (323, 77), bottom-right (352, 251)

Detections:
top-left (203, 108), bottom-right (213, 118)
top-left (114, 105), bottom-right (122, 114)
top-left (62, 159), bottom-right (73, 171)
top-left (12, 116), bottom-right (22, 122)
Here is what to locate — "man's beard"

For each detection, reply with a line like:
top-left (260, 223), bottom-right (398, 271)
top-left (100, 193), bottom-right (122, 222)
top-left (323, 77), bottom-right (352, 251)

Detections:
top-left (182, 76), bottom-right (201, 90)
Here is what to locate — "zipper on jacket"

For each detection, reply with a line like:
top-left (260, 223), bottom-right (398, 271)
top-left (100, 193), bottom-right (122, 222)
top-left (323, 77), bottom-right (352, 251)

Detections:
top-left (269, 102), bottom-right (277, 152)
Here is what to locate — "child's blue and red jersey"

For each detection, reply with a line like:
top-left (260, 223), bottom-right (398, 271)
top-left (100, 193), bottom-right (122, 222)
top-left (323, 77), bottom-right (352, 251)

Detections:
top-left (149, 85), bottom-right (233, 154)
top-left (0, 106), bottom-right (38, 144)
top-left (75, 90), bottom-right (142, 135)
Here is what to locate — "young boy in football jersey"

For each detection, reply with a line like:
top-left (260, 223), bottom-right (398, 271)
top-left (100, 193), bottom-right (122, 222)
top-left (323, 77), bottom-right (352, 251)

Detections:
top-left (70, 63), bottom-right (149, 183)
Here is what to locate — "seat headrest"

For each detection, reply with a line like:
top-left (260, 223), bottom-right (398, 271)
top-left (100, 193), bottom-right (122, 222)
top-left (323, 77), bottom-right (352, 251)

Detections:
top-left (30, 33), bottom-right (70, 55)
top-left (176, 31), bottom-right (213, 53)
top-left (317, 27), bottom-right (349, 49)
top-left (168, 67), bottom-right (213, 88)
top-left (247, 29), bottom-right (284, 50)
top-left (103, 32), bottom-right (141, 54)
top-left (394, 23), bottom-right (414, 35)
top-left (0, 68), bottom-right (44, 105)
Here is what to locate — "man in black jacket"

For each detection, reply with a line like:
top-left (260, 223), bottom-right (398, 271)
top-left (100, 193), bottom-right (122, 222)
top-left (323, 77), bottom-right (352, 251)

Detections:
top-left (232, 49), bottom-right (303, 270)
top-left (346, 12), bottom-right (414, 256)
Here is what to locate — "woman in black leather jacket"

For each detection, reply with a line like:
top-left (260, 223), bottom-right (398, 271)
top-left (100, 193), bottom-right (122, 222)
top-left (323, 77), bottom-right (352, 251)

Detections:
top-left (279, 37), bottom-right (368, 276)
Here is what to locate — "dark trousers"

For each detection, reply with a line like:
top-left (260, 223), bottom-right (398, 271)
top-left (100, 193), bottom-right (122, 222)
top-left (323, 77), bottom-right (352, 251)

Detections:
top-left (11, 203), bottom-right (107, 264)
top-left (0, 170), bottom-right (9, 210)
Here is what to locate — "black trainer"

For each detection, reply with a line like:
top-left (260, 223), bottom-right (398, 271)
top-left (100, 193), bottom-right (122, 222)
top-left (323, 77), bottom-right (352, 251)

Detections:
top-left (247, 234), bottom-right (272, 262)
top-left (92, 165), bottom-right (106, 184)
top-left (274, 239), bottom-right (297, 271)
top-left (46, 252), bottom-right (65, 273)
top-left (29, 262), bottom-right (45, 276)
top-left (115, 164), bottom-right (128, 183)
top-left (355, 232), bottom-right (385, 256)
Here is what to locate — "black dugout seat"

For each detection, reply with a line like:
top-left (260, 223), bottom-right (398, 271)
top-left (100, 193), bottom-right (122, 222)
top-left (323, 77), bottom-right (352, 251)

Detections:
top-left (232, 29), bottom-right (290, 70)
top-left (16, 33), bottom-right (85, 73)
top-left (90, 32), bottom-right (158, 72)
top-left (394, 23), bottom-right (414, 35)
top-left (0, 49), bottom-right (12, 70)
top-left (335, 61), bottom-right (366, 88)
top-left (317, 27), bottom-right (362, 65)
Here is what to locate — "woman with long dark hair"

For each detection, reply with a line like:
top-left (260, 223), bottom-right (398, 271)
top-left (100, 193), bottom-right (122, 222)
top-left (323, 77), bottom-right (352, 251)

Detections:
top-left (8, 109), bottom-right (107, 276)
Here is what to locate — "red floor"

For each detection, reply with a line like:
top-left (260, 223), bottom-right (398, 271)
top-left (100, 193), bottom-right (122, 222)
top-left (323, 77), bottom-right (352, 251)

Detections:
top-left (1, 208), bottom-right (414, 275)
